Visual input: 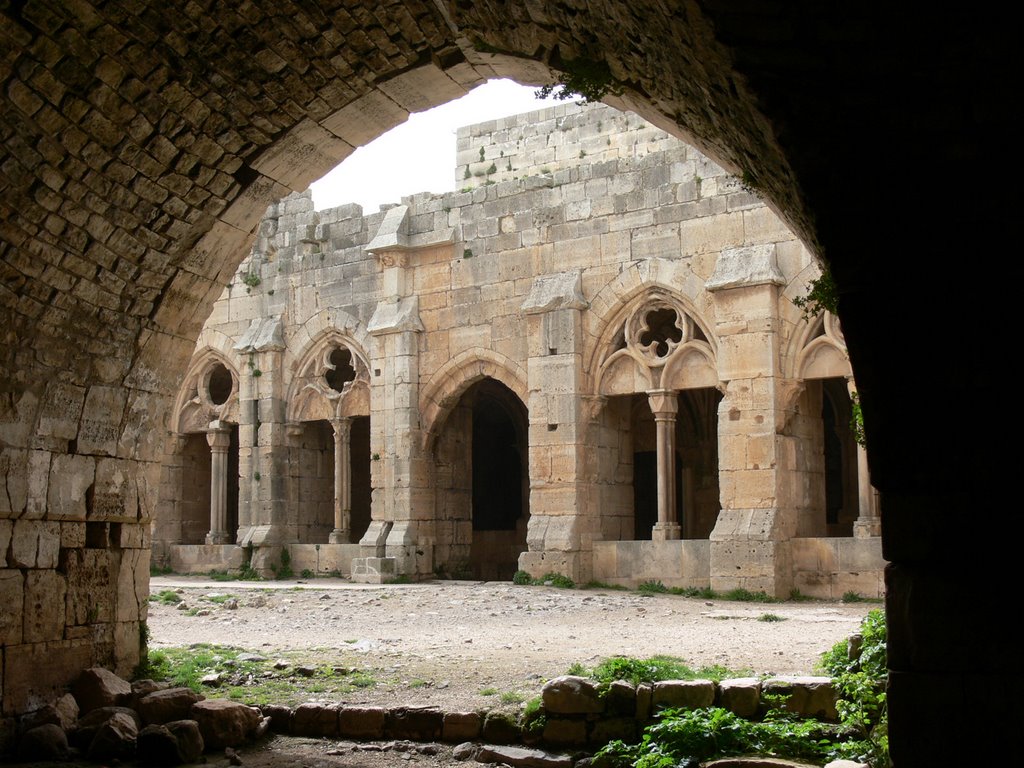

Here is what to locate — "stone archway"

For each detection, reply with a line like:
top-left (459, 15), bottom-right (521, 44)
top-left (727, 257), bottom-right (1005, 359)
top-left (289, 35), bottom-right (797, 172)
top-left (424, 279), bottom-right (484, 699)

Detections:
top-left (432, 377), bottom-right (529, 581)
top-left (0, 3), bottom-right (1014, 761)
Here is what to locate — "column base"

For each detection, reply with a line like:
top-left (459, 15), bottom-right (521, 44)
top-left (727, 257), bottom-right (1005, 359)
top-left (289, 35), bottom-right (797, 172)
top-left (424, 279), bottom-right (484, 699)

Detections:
top-left (351, 556), bottom-right (397, 584)
top-left (651, 522), bottom-right (681, 541)
top-left (853, 519), bottom-right (882, 538)
top-left (328, 529), bottom-right (350, 544)
top-left (205, 531), bottom-right (231, 545)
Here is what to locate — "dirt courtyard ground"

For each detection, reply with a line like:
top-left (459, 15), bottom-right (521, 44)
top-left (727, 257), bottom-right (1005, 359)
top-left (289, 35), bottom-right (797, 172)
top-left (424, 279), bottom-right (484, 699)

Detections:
top-left (0, 579), bottom-right (877, 768)
top-left (148, 576), bottom-right (875, 719)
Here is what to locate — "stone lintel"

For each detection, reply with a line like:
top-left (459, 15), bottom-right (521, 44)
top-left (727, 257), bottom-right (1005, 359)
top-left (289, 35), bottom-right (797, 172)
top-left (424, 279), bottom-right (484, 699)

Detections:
top-left (706, 244), bottom-right (785, 291)
top-left (521, 271), bottom-right (588, 315)
top-left (365, 205), bottom-right (410, 252)
top-left (368, 297), bottom-right (424, 335)
top-left (233, 316), bottom-right (285, 352)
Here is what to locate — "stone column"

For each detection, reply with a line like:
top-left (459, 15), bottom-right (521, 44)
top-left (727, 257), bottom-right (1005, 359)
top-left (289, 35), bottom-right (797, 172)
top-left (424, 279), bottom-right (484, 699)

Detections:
top-left (519, 271), bottom-right (593, 583)
top-left (329, 417), bottom-right (352, 543)
top-left (648, 389), bottom-right (681, 540)
top-left (205, 421), bottom-right (232, 544)
top-left (848, 381), bottom-right (881, 537)
top-left (706, 244), bottom-right (793, 597)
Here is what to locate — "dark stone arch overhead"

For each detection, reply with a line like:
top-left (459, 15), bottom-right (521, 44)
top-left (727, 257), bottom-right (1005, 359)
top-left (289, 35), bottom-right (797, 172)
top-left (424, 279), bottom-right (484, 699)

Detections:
top-left (0, 2), bottom-right (1014, 762)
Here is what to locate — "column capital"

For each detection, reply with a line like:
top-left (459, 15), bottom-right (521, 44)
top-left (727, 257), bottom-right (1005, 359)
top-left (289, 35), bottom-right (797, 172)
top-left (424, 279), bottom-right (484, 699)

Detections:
top-left (331, 416), bottom-right (352, 441)
top-left (285, 422), bottom-right (305, 444)
top-left (206, 422), bottom-right (231, 451)
top-left (647, 389), bottom-right (678, 417)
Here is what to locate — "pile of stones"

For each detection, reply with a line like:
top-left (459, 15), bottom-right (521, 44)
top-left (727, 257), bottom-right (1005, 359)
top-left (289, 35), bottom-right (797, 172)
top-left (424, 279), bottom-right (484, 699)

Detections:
top-left (11, 667), bottom-right (267, 764)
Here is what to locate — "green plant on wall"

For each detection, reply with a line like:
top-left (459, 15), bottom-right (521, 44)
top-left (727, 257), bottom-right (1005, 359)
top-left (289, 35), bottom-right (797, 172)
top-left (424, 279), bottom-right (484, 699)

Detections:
top-left (849, 391), bottom-right (866, 447)
top-left (792, 267), bottom-right (839, 319)
top-left (536, 57), bottom-right (619, 103)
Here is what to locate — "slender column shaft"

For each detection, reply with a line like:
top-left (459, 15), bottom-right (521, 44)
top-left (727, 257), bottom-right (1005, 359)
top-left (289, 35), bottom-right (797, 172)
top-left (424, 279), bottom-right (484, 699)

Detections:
top-left (329, 417), bottom-right (352, 543)
top-left (648, 389), bottom-right (681, 540)
top-left (206, 422), bottom-right (232, 544)
top-left (848, 379), bottom-right (881, 537)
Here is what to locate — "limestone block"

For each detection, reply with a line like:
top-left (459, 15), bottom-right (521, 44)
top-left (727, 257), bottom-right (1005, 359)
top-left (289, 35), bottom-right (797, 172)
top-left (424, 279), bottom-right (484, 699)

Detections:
top-left (0, 570), bottom-right (23, 645)
top-left (338, 706), bottom-right (386, 739)
top-left (481, 711), bottom-right (521, 744)
top-left (385, 708), bottom-right (442, 741)
top-left (136, 687), bottom-right (203, 726)
top-left (251, 118), bottom-right (353, 190)
top-left (117, 548), bottom-right (148, 622)
top-left (61, 521), bottom-right (85, 549)
top-left (63, 548), bottom-right (113, 625)
top-left (78, 386), bottom-right (128, 456)
top-left (36, 382), bottom-right (86, 442)
top-left (477, 744), bottom-right (572, 768)
top-left (190, 699), bottom-right (260, 749)
top-left (542, 675), bottom-right (604, 714)
top-left (87, 710), bottom-right (138, 761)
top-left (0, 449), bottom-right (27, 518)
top-left (761, 677), bottom-right (838, 722)
top-left (604, 679), bottom-right (638, 717)
top-left (167, 719), bottom-right (204, 763)
top-left (636, 683), bottom-right (653, 721)
top-left (652, 680), bottom-right (715, 711)
top-left (72, 669), bottom-right (131, 717)
top-left (442, 711), bottom-right (481, 742)
top-left (10, 519), bottom-right (60, 568)
top-left (377, 64), bottom-right (466, 114)
top-left (291, 702), bottom-right (340, 737)
top-left (4, 640), bottom-right (92, 715)
top-left (23, 569), bottom-right (66, 643)
top-left (743, 206), bottom-right (797, 244)
top-left (717, 677), bottom-right (762, 718)
top-left (321, 89), bottom-right (408, 149)
top-left (45, 453), bottom-right (95, 520)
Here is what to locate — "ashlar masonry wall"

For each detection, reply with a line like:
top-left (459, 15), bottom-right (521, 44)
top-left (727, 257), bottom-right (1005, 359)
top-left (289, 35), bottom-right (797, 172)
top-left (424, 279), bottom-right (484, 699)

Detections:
top-left (155, 102), bottom-right (883, 598)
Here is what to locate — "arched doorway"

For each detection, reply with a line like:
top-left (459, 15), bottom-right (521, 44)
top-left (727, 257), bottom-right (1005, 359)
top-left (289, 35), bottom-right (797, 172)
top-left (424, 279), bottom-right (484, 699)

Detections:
top-left (433, 377), bottom-right (529, 580)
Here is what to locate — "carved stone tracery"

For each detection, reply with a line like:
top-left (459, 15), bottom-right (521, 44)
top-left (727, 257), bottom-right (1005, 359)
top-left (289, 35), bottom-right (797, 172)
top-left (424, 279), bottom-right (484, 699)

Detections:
top-left (174, 353), bottom-right (241, 435)
top-left (288, 335), bottom-right (371, 423)
top-left (596, 294), bottom-right (717, 396)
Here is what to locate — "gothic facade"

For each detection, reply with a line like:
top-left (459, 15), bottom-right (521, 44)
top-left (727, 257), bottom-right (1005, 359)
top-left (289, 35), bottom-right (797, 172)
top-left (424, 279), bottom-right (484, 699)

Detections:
top-left (154, 103), bottom-right (883, 598)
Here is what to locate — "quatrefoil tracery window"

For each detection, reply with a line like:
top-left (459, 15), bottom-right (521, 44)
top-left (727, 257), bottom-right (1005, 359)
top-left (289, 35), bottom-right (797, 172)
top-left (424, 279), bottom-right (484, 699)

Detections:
top-left (598, 297), bottom-right (717, 395)
top-left (324, 347), bottom-right (356, 393)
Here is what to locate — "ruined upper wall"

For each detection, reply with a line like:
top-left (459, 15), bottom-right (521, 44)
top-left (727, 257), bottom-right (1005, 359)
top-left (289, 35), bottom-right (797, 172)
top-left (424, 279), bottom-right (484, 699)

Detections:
top-left (455, 102), bottom-right (677, 189)
top-left (201, 101), bottom-right (818, 398)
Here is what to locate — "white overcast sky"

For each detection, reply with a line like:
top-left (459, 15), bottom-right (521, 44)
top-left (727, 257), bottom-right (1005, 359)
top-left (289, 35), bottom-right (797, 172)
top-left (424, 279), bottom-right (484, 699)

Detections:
top-left (309, 79), bottom-right (563, 213)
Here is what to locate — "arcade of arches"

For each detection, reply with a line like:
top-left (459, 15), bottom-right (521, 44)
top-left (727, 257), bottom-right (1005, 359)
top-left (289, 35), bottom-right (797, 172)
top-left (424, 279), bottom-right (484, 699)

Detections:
top-left (0, 3), bottom-right (1013, 763)
top-left (154, 103), bottom-right (883, 600)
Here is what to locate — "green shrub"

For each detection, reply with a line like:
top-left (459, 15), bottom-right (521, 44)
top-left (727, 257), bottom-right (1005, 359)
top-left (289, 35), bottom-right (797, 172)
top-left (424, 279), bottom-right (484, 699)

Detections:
top-left (599, 610), bottom-right (889, 768)
top-left (637, 580), bottom-right (668, 594)
top-left (722, 587), bottom-right (777, 603)
top-left (757, 613), bottom-right (786, 622)
top-left (541, 572), bottom-right (575, 589)
top-left (153, 589), bottom-right (182, 605)
top-left (270, 549), bottom-right (293, 580)
top-left (817, 608), bottom-right (888, 765)
top-left (512, 570), bottom-right (532, 585)
top-left (596, 707), bottom-right (867, 767)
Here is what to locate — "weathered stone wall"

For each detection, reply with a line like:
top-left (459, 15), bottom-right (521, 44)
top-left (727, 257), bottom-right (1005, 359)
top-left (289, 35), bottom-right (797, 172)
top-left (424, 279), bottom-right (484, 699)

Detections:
top-left (160, 102), bottom-right (871, 599)
top-left (1, 2), bottom-right (1012, 760)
